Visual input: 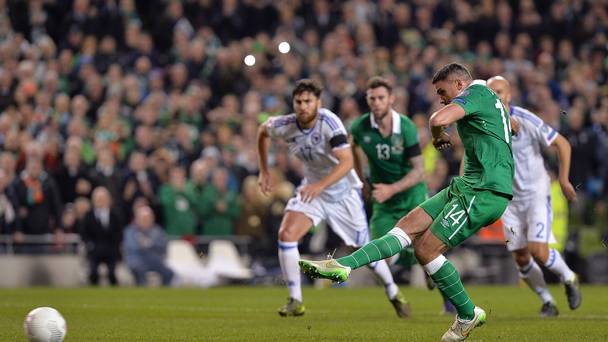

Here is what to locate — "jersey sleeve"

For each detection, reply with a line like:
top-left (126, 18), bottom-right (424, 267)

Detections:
top-left (451, 87), bottom-right (481, 116)
top-left (402, 117), bottom-right (422, 158)
top-left (265, 115), bottom-right (295, 139)
top-left (322, 111), bottom-right (349, 149)
top-left (532, 118), bottom-right (558, 147)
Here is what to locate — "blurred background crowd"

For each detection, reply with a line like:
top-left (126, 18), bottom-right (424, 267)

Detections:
top-left (0, 0), bottom-right (607, 284)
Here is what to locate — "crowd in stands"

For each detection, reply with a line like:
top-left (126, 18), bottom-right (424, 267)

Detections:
top-left (0, 0), bottom-right (607, 282)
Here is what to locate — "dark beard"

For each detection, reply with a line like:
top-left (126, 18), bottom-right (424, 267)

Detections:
top-left (373, 109), bottom-right (390, 122)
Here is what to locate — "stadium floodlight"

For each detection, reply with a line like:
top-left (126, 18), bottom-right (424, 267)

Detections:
top-left (278, 41), bottom-right (291, 54)
top-left (244, 54), bottom-right (256, 66)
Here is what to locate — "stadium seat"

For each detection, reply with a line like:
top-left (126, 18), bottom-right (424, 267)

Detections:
top-left (207, 240), bottom-right (253, 280)
top-left (167, 240), bottom-right (202, 266)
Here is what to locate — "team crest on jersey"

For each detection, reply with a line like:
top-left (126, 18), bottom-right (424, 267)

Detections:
top-left (391, 135), bottom-right (403, 154)
top-left (311, 132), bottom-right (322, 145)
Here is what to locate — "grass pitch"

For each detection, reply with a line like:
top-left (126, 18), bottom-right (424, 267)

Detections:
top-left (0, 285), bottom-right (606, 341)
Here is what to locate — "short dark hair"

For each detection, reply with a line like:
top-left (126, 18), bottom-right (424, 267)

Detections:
top-left (292, 79), bottom-right (323, 98)
top-left (432, 63), bottom-right (472, 84)
top-left (366, 76), bottom-right (392, 93)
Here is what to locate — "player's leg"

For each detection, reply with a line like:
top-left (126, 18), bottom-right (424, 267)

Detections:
top-left (503, 202), bottom-right (556, 315)
top-left (414, 230), bottom-right (485, 342)
top-left (527, 195), bottom-right (581, 310)
top-left (512, 248), bottom-right (558, 316)
top-left (277, 210), bottom-right (314, 316)
top-left (423, 184), bottom-right (509, 341)
top-left (299, 188), bottom-right (448, 281)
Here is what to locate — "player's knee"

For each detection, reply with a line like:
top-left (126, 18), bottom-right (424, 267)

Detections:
top-left (278, 227), bottom-right (296, 242)
top-left (513, 251), bottom-right (531, 267)
top-left (530, 248), bottom-right (549, 264)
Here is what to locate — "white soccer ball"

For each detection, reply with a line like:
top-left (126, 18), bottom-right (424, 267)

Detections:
top-left (23, 307), bottom-right (67, 342)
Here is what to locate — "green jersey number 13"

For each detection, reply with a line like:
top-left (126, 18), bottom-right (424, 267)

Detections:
top-left (376, 144), bottom-right (390, 160)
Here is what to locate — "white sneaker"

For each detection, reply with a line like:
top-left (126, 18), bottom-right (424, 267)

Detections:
top-left (441, 306), bottom-right (486, 342)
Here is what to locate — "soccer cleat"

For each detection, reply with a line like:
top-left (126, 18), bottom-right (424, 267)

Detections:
top-left (540, 301), bottom-right (559, 317)
top-left (278, 298), bottom-right (305, 317)
top-left (440, 306), bottom-right (486, 342)
top-left (389, 291), bottom-right (411, 318)
top-left (298, 259), bottom-right (351, 283)
top-left (564, 275), bottom-right (582, 310)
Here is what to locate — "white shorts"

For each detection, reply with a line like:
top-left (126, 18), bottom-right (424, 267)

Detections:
top-left (502, 194), bottom-right (556, 251)
top-left (285, 188), bottom-right (369, 247)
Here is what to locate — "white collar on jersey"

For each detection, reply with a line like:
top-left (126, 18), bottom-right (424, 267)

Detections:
top-left (455, 79), bottom-right (487, 98)
top-left (469, 79), bottom-right (487, 87)
top-left (370, 109), bottom-right (401, 134)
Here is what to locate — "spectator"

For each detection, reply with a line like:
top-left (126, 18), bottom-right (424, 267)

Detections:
top-left (188, 158), bottom-right (210, 233)
top-left (80, 187), bottom-right (123, 286)
top-left (158, 165), bottom-right (197, 236)
top-left (55, 140), bottom-right (92, 204)
top-left (123, 205), bottom-right (174, 286)
top-left (235, 175), bottom-right (269, 239)
top-left (121, 151), bottom-right (159, 220)
top-left (199, 168), bottom-right (240, 236)
top-left (12, 157), bottom-right (63, 249)
top-left (88, 148), bottom-right (122, 210)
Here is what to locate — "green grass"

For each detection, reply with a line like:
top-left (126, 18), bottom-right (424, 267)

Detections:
top-left (1, 285), bottom-right (607, 341)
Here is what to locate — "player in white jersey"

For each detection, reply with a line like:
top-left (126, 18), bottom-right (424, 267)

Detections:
top-left (488, 76), bottom-right (581, 317)
top-left (257, 79), bottom-right (409, 317)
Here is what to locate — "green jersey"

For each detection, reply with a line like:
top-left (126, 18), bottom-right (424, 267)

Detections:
top-left (451, 80), bottom-right (514, 197)
top-left (351, 111), bottom-right (427, 206)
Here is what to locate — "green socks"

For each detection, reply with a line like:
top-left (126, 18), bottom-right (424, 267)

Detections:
top-left (337, 232), bottom-right (406, 269)
top-left (430, 259), bottom-right (475, 320)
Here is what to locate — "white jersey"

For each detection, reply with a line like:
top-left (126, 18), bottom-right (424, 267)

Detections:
top-left (266, 108), bottom-right (362, 202)
top-left (510, 105), bottom-right (558, 200)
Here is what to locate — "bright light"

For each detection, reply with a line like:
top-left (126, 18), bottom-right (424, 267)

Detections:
top-left (278, 41), bottom-right (291, 54)
top-left (244, 54), bottom-right (256, 66)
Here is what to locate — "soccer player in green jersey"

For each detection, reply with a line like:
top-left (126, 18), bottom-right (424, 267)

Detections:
top-left (300, 63), bottom-right (514, 341)
top-left (351, 76), bottom-right (454, 314)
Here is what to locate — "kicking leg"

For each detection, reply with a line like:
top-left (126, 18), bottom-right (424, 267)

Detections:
top-left (277, 211), bottom-right (311, 316)
top-left (299, 207), bottom-right (432, 281)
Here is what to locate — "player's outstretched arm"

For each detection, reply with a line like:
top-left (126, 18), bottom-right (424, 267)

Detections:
top-left (256, 122), bottom-right (272, 195)
top-left (552, 133), bottom-right (577, 201)
top-left (299, 147), bottom-right (354, 203)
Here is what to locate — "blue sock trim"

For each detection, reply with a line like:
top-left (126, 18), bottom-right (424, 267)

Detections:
top-left (278, 241), bottom-right (298, 250)
top-left (545, 249), bottom-right (556, 268)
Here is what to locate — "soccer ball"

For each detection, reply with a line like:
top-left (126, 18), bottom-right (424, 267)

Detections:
top-left (23, 307), bottom-right (67, 342)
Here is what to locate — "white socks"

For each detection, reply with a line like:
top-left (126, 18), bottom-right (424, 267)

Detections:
top-left (545, 249), bottom-right (575, 283)
top-left (368, 260), bottom-right (399, 299)
top-left (422, 254), bottom-right (447, 276)
top-left (519, 258), bottom-right (554, 304)
top-left (278, 241), bottom-right (302, 301)
top-left (387, 227), bottom-right (412, 248)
